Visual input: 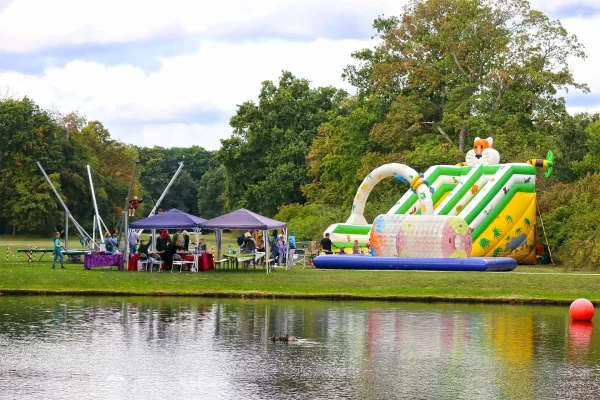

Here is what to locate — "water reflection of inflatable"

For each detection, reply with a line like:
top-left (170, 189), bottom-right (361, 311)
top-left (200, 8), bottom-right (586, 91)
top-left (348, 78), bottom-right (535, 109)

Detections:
top-left (316, 137), bottom-right (554, 271)
top-left (569, 321), bottom-right (594, 355)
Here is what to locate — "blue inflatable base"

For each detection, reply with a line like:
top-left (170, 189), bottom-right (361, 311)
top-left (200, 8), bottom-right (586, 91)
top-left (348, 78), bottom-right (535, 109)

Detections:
top-left (313, 255), bottom-right (517, 272)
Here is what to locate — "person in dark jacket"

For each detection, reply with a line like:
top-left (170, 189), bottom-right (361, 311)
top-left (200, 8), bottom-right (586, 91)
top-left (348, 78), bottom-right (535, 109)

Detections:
top-left (182, 231), bottom-right (190, 251)
top-left (162, 240), bottom-right (176, 269)
top-left (156, 229), bottom-right (171, 252)
top-left (137, 240), bottom-right (150, 257)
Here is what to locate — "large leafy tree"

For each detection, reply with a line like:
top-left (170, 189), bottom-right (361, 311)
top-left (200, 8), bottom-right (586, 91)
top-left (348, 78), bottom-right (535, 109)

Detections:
top-left (356, 0), bottom-right (587, 154)
top-left (0, 99), bottom-right (97, 233)
top-left (137, 146), bottom-right (216, 216)
top-left (197, 165), bottom-right (226, 219)
top-left (217, 71), bottom-right (347, 216)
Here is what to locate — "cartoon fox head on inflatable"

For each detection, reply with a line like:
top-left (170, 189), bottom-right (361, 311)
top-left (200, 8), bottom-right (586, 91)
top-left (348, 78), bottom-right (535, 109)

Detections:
top-left (464, 137), bottom-right (500, 166)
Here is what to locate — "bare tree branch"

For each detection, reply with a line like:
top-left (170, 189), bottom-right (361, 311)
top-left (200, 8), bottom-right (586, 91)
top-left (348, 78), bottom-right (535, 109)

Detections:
top-left (420, 122), bottom-right (456, 147)
top-left (451, 51), bottom-right (469, 79)
top-left (0, 85), bottom-right (18, 101)
top-left (437, 125), bottom-right (456, 147)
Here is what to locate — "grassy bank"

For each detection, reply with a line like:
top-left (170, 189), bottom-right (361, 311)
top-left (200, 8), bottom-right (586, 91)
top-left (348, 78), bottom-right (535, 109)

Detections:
top-left (1, 261), bottom-right (600, 305)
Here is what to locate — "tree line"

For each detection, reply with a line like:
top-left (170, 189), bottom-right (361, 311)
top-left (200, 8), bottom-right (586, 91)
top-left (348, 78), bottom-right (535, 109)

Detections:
top-left (0, 102), bottom-right (224, 236)
top-left (2, 0), bottom-right (599, 268)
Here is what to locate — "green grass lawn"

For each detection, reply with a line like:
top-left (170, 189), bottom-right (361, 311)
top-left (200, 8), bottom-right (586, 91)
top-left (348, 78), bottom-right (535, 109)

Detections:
top-left (2, 234), bottom-right (600, 305)
top-left (1, 258), bottom-right (600, 304)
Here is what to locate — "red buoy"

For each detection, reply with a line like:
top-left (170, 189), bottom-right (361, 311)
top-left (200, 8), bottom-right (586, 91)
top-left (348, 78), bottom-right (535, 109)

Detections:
top-left (569, 298), bottom-right (595, 321)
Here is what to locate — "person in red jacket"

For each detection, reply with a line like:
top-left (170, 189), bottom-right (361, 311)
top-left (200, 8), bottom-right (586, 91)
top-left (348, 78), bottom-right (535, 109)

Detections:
top-left (128, 196), bottom-right (143, 216)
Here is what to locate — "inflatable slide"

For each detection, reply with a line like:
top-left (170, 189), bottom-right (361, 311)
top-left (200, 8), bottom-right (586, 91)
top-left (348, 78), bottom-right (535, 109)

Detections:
top-left (319, 137), bottom-right (553, 270)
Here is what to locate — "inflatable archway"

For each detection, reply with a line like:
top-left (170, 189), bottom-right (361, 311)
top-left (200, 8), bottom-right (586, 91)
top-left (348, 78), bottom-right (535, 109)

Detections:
top-left (346, 163), bottom-right (434, 225)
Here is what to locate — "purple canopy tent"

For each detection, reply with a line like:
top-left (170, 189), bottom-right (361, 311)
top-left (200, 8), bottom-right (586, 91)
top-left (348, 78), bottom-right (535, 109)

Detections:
top-left (129, 208), bottom-right (206, 229)
top-left (197, 208), bottom-right (287, 273)
top-left (128, 209), bottom-right (206, 258)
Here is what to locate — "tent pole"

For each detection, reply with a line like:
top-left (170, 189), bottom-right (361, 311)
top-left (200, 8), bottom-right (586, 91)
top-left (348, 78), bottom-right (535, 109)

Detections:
top-left (264, 230), bottom-right (269, 274)
top-left (217, 229), bottom-right (222, 261)
top-left (283, 228), bottom-right (288, 270)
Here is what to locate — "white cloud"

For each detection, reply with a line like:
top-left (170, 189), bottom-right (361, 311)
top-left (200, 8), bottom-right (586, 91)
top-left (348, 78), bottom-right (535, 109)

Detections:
top-left (140, 122), bottom-right (231, 150)
top-left (0, 0), bottom-right (598, 151)
top-left (0, 0), bottom-right (407, 52)
top-left (561, 17), bottom-right (600, 93)
top-left (0, 38), bottom-right (371, 149)
top-left (530, 0), bottom-right (600, 12)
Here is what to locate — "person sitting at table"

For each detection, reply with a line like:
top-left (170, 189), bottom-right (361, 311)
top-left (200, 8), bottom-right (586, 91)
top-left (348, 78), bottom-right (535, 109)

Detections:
top-left (138, 240), bottom-right (150, 257)
top-left (241, 234), bottom-right (256, 268)
top-left (162, 240), bottom-right (176, 270)
top-left (156, 229), bottom-right (170, 252)
top-left (111, 232), bottom-right (119, 252)
top-left (257, 236), bottom-right (265, 253)
top-left (137, 240), bottom-right (153, 269)
top-left (198, 237), bottom-right (207, 251)
top-left (104, 232), bottom-right (115, 254)
top-left (182, 230), bottom-right (190, 251)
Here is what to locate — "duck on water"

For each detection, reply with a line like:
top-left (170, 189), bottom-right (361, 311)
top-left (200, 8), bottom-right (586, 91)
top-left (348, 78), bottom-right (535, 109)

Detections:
top-left (270, 335), bottom-right (297, 343)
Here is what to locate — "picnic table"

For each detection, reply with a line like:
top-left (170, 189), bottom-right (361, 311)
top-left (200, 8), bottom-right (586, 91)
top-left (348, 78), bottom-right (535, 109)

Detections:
top-left (224, 252), bottom-right (265, 269)
top-left (183, 253), bottom-right (214, 271)
top-left (84, 253), bottom-right (124, 271)
top-left (17, 249), bottom-right (54, 262)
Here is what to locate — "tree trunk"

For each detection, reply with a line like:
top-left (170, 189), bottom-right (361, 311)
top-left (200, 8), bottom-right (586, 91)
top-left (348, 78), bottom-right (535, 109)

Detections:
top-left (12, 225), bottom-right (15, 236)
top-left (459, 123), bottom-right (467, 153)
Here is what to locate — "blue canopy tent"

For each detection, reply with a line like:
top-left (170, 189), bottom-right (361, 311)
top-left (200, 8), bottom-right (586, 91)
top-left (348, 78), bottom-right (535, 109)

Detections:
top-left (197, 208), bottom-right (287, 273)
top-left (127, 209), bottom-right (206, 258)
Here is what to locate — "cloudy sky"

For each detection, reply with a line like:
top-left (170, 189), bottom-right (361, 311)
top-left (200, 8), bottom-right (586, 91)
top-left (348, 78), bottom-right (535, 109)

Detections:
top-left (0, 0), bottom-right (598, 150)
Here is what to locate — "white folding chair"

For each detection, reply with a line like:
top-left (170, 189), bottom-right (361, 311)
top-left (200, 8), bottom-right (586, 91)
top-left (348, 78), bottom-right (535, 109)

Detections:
top-left (151, 254), bottom-right (163, 272)
top-left (139, 253), bottom-right (152, 272)
top-left (172, 254), bottom-right (184, 273)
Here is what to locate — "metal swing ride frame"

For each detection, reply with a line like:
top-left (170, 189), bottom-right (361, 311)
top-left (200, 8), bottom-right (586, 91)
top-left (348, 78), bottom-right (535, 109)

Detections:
top-left (37, 162), bottom-right (100, 250)
top-left (122, 162), bottom-right (184, 259)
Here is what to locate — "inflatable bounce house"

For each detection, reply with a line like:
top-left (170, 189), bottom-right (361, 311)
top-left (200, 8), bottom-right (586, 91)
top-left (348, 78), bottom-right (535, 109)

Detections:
top-left (314, 137), bottom-right (554, 272)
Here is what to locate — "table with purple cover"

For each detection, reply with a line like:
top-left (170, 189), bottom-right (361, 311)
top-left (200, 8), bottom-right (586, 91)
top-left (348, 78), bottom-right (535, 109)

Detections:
top-left (84, 253), bottom-right (124, 271)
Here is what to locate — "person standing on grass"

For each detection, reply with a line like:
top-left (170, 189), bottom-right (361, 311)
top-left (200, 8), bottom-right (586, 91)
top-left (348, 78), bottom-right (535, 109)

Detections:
top-left (287, 232), bottom-right (297, 267)
top-left (128, 229), bottom-right (139, 255)
top-left (162, 240), bottom-right (176, 270)
top-left (320, 233), bottom-right (333, 254)
top-left (277, 237), bottom-right (285, 266)
top-left (52, 231), bottom-right (65, 269)
top-left (174, 229), bottom-right (185, 251)
top-left (182, 230), bottom-right (190, 251)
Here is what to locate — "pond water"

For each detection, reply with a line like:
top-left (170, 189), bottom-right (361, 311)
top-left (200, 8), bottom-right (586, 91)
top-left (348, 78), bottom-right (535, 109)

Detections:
top-left (0, 297), bottom-right (599, 399)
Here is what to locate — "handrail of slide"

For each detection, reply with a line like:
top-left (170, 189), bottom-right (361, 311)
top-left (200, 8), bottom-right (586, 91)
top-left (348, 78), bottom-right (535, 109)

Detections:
top-left (346, 163), bottom-right (433, 225)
